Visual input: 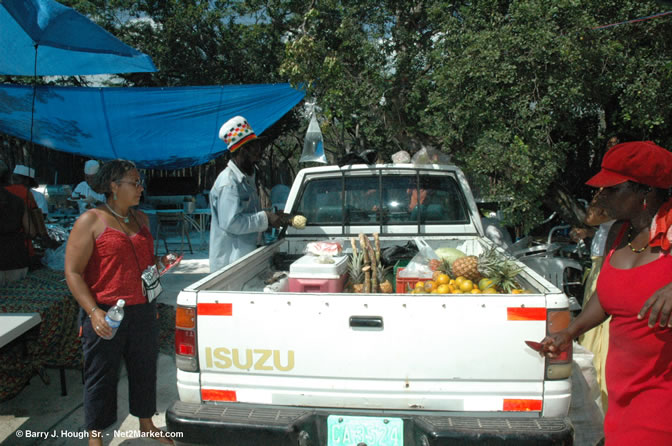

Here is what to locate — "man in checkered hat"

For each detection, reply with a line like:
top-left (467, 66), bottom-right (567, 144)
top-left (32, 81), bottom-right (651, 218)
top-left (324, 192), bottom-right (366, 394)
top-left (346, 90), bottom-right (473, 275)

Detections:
top-left (209, 116), bottom-right (288, 272)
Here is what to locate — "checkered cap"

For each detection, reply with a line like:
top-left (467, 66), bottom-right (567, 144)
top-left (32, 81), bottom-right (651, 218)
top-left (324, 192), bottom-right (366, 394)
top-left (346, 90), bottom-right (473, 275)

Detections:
top-left (218, 116), bottom-right (257, 152)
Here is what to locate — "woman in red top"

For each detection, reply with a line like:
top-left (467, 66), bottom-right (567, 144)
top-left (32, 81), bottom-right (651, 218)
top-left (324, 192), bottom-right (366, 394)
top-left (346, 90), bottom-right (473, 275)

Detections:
top-left (65, 160), bottom-right (177, 446)
top-left (4, 167), bottom-right (45, 258)
top-left (542, 141), bottom-right (672, 445)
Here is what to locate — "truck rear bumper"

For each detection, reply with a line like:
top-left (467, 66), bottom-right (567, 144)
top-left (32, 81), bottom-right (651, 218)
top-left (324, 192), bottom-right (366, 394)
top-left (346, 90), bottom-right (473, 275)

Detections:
top-left (167, 401), bottom-right (574, 446)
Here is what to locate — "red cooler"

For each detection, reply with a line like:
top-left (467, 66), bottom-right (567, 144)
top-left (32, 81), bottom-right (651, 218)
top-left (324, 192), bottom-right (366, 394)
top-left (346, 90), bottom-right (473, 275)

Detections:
top-left (288, 254), bottom-right (349, 293)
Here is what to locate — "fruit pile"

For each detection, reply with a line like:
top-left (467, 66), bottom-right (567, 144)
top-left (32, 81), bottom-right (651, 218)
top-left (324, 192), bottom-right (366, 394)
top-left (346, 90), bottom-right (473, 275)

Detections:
top-left (410, 243), bottom-right (528, 294)
top-left (409, 275), bottom-right (529, 294)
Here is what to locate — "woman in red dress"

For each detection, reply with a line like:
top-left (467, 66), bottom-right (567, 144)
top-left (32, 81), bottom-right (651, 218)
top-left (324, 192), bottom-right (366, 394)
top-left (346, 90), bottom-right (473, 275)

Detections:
top-left (542, 141), bottom-right (672, 445)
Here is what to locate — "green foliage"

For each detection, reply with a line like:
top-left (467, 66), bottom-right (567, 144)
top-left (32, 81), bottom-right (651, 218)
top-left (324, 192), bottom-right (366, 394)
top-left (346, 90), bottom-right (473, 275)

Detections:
top-left (17, 0), bottom-right (672, 232)
top-left (280, 1), bottom-right (451, 158)
top-left (419, 0), bottom-right (671, 230)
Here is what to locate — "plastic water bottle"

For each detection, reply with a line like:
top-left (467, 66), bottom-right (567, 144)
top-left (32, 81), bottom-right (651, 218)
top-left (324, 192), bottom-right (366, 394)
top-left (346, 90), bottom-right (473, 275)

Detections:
top-left (101, 299), bottom-right (125, 340)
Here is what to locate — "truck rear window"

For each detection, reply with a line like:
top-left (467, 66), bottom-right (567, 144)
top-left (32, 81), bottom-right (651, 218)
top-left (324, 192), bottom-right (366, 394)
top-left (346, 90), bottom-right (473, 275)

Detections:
top-left (295, 172), bottom-right (470, 226)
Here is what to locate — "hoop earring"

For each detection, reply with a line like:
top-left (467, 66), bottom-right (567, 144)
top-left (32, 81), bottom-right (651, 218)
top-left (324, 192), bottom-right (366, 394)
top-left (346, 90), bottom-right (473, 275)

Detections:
top-left (643, 197), bottom-right (647, 210)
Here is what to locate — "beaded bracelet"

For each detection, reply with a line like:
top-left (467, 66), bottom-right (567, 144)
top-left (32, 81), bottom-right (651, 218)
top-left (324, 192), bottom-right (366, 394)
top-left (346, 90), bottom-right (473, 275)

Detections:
top-left (88, 307), bottom-right (98, 318)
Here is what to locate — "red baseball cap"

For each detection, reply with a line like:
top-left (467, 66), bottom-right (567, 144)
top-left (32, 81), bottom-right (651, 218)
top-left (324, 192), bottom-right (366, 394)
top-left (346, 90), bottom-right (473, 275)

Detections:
top-left (586, 141), bottom-right (672, 189)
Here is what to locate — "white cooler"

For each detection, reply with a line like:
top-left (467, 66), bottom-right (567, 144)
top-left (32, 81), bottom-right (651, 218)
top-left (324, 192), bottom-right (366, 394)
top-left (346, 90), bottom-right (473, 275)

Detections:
top-left (288, 254), bottom-right (349, 293)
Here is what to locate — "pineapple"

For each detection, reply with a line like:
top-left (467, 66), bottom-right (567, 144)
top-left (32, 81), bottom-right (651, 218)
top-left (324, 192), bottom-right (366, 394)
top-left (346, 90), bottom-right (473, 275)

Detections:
top-left (290, 214), bottom-right (307, 229)
top-left (487, 257), bottom-right (523, 293)
top-left (475, 242), bottom-right (522, 293)
top-left (451, 255), bottom-right (480, 282)
top-left (432, 257), bottom-right (452, 281)
top-left (348, 250), bottom-right (365, 292)
top-left (451, 242), bottom-right (523, 292)
top-left (377, 260), bottom-right (393, 293)
top-left (438, 257), bottom-right (452, 276)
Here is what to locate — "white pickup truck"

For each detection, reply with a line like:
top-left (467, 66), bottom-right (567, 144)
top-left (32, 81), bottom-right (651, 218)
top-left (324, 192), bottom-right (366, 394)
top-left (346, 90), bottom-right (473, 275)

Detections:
top-left (166, 164), bottom-right (574, 446)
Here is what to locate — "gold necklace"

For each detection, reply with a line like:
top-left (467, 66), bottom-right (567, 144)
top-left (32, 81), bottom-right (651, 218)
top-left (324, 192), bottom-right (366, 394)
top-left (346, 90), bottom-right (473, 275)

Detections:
top-left (627, 225), bottom-right (649, 254)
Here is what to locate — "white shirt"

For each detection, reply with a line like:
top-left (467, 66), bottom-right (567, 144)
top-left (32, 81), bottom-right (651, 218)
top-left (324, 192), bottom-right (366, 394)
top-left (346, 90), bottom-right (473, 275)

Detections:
top-left (31, 188), bottom-right (48, 214)
top-left (72, 181), bottom-right (106, 213)
top-left (209, 160), bottom-right (268, 273)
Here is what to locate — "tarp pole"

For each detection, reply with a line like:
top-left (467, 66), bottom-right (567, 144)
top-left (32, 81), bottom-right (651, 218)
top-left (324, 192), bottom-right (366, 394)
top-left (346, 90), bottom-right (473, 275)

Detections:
top-left (30, 44), bottom-right (38, 157)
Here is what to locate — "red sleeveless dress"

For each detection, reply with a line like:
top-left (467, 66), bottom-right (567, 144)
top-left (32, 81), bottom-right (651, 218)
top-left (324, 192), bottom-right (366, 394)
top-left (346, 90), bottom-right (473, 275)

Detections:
top-left (596, 223), bottom-right (672, 444)
top-left (83, 210), bottom-right (155, 306)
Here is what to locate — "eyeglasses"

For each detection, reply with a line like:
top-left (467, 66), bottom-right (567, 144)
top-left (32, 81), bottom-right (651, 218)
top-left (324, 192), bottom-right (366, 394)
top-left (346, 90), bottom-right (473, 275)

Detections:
top-left (116, 180), bottom-right (144, 189)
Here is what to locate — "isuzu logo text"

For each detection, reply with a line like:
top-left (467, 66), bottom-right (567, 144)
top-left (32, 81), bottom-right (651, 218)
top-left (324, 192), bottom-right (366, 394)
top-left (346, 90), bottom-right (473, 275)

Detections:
top-left (204, 347), bottom-right (295, 371)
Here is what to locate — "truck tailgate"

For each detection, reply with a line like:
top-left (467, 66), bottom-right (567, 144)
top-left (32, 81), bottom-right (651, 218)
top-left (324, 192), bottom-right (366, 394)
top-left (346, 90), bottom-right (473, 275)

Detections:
top-left (195, 291), bottom-right (551, 412)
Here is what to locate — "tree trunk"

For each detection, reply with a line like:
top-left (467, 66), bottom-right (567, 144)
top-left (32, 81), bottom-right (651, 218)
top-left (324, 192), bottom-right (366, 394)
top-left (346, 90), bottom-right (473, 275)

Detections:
top-left (543, 183), bottom-right (587, 228)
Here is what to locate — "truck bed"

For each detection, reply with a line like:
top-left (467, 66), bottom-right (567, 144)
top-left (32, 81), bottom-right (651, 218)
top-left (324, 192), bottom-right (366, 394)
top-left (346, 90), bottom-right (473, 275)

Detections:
top-left (184, 236), bottom-right (552, 295)
top-left (176, 236), bottom-right (570, 416)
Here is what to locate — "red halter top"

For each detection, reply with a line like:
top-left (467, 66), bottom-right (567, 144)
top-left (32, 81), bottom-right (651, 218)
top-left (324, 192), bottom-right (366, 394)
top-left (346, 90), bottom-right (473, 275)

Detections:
top-left (83, 210), bottom-right (155, 306)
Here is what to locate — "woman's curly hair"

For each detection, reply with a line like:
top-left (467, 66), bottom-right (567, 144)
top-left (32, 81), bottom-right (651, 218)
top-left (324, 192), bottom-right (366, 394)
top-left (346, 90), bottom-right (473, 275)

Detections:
top-left (89, 159), bottom-right (136, 197)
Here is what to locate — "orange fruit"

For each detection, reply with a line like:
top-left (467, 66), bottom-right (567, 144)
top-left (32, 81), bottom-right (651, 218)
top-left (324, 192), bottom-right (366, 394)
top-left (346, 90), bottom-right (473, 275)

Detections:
top-left (459, 279), bottom-right (474, 293)
top-left (478, 278), bottom-right (495, 290)
top-left (415, 281), bottom-right (425, 289)
top-left (455, 276), bottom-right (466, 287)
top-left (437, 284), bottom-right (451, 294)
top-left (436, 274), bottom-right (450, 285)
top-left (482, 287), bottom-right (498, 294)
top-left (424, 281), bottom-right (436, 292)
top-left (471, 288), bottom-right (482, 294)
top-left (451, 289), bottom-right (461, 294)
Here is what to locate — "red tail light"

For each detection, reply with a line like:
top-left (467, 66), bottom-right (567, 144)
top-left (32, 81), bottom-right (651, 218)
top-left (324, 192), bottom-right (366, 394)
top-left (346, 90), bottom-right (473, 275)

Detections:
top-left (175, 305), bottom-right (198, 372)
top-left (175, 328), bottom-right (195, 356)
top-left (545, 308), bottom-right (572, 379)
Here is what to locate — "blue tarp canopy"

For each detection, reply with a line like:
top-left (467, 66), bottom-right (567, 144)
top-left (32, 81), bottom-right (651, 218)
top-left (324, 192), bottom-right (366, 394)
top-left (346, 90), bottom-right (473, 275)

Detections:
top-left (0, 0), bottom-right (157, 76)
top-left (0, 83), bottom-right (305, 169)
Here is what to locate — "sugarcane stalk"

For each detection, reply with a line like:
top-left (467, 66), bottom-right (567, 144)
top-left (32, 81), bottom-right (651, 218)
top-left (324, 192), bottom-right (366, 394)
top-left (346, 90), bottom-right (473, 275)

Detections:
top-left (373, 232), bottom-right (381, 263)
top-left (362, 265), bottom-right (371, 294)
top-left (364, 235), bottom-right (378, 293)
top-left (359, 233), bottom-right (371, 293)
top-left (350, 237), bottom-right (358, 257)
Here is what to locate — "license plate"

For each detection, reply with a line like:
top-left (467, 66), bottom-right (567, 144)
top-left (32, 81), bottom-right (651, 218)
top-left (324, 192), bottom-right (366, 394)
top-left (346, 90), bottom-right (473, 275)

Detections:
top-left (327, 415), bottom-right (403, 446)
